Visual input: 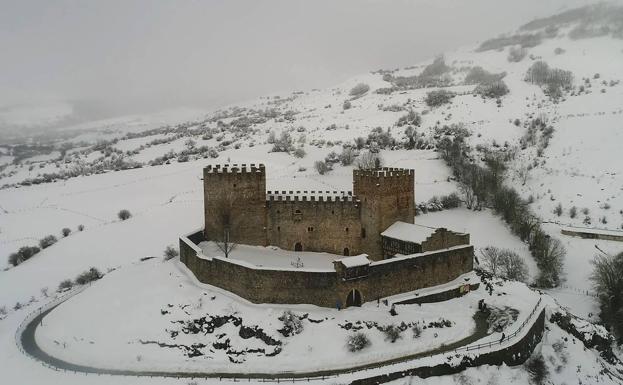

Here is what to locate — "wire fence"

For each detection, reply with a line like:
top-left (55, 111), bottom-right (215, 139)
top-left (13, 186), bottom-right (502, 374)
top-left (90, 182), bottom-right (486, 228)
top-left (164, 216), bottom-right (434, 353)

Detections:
top-left (13, 285), bottom-right (544, 382)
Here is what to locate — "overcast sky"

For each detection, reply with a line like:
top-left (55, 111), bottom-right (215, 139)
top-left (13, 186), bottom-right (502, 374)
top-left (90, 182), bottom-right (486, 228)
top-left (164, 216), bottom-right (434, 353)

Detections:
top-left (0, 0), bottom-right (602, 118)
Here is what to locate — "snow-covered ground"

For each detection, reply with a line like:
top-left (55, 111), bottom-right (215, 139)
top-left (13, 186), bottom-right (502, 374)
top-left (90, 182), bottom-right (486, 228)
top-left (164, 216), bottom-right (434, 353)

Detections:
top-left (2, 6), bottom-right (623, 385)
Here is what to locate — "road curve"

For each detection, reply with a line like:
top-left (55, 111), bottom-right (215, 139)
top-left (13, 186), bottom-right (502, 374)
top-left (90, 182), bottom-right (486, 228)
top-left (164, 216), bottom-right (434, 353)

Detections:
top-left (18, 294), bottom-right (490, 381)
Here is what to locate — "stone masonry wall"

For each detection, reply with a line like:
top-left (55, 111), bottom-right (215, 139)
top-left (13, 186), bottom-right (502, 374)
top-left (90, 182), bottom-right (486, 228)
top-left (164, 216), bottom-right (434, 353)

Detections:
top-left (266, 197), bottom-right (363, 256)
top-left (421, 228), bottom-right (470, 252)
top-left (180, 231), bottom-right (473, 308)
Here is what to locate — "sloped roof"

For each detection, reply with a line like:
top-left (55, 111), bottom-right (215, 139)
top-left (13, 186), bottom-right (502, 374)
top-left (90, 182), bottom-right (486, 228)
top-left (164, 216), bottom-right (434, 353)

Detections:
top-left (381, 221), bottom-right (437, 244)
top-left (334, 254), bottom-right (370, 268)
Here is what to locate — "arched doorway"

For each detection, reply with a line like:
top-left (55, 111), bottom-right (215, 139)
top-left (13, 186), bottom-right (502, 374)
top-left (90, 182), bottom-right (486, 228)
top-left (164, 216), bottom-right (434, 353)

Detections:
top-left (346, 289), bottom-right (362, 307)
top-left (343, 247), bottom-right (350, 256)
top-left (294, 242), bottom-right (303, 252)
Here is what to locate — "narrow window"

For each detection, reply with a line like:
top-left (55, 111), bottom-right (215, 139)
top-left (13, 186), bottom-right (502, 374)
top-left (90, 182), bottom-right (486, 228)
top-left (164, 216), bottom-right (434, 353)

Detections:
top-left (361, 228), bottom-right (366, 238)
top-left (345, 227), bottom-right (349, 233)
top-left (277, 226), bottom-right (281, 232)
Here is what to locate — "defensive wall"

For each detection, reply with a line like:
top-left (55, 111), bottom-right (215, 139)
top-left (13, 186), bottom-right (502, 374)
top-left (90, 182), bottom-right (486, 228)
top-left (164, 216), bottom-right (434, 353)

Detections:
top-left (180, 229), bottom-right (473, 308)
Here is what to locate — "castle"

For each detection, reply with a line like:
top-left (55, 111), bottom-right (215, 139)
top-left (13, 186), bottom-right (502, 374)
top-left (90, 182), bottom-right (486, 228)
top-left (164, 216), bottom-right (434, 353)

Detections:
top-left (180, 163), bottom-right (474, 308)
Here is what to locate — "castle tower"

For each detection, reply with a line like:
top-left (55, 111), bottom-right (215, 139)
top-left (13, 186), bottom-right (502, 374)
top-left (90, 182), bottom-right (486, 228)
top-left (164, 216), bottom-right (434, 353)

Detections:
top-left (203, 164), bottom-right (267, 246)
top-left (353, 167), bottom-right (415, 260)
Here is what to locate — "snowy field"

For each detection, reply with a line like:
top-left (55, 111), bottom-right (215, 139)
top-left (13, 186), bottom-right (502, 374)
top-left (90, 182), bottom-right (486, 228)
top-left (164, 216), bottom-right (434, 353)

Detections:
top-left (2, 8), bottom-right (623, 385)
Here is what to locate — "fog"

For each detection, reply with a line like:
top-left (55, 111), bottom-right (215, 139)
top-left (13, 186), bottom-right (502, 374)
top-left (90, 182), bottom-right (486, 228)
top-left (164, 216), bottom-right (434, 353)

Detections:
top-left (0, 0), bottom-right (600, 120)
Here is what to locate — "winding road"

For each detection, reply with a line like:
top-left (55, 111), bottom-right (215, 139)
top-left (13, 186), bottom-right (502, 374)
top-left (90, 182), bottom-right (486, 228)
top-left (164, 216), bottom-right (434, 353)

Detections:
top-left (18, 292), bottom-right (491, 381)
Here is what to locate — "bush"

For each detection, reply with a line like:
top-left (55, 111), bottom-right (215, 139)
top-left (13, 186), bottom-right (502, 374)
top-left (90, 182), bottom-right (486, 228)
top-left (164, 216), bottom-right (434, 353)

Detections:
top-left (39, 235), bottom-right (58, 249)
top-left (525, 61), bottom-right (573, 98)
top-left (475, 80), bottom-right (509, 98)
top-left (425, 90), bottom-right (454, 107)
top-left (62, 227), bottom-right (71, 237)
top-left (279, 310), bottom-right (303, 336)
top-left (480, 247), bottom-right (528, 282)
top-left (349, 83), bottom-right (370, 97)
top-left (343, 100), bottom-right (352, 110)
top-left (464, 67), bottom-right (505, 85)
top-left (347, 332), bottom-right (370, 352)
top-left (590, 251), bottom-right (623, 340)
top-left (525, 355), bottom-right (549, 385)
top-left (507, 46), bottom-right (528, 62)
top-left (569, 206), bottom-right (577, 218)
top-left (440, 193), bottom-right (461, 209)
top-left (118, 209), bottom-right (132, 221)
top-left (383, 325), bottom-right (402, 343)
top-left (8, 246), bottom-right (41, 266)
top-left (164, 245), bottom-right (179, 260)
top-left (356, 151), bottom-right (383, 170)
top-left (412, 324), bottom-right (422, 338)
top-left (554, 203), bottom-right (563, 216)
top-left (293, 147), bottom-right (306, 158)
top-left (314, 160), bottom-right (332, 175)
top-left (534, 237), bottom-right (565, 288)
top-left (396, 109), bottom-right (421, 127)
top-left (339, 147), bottom-right (356, 166)
top-left (58, 279), bottom-right (73, 292)
top-left (75, 267), bottom-right (103, 285)
top-left (271, 131), bottom-right (295, 153)
top-left (78, 224), bottom-right (85, 231)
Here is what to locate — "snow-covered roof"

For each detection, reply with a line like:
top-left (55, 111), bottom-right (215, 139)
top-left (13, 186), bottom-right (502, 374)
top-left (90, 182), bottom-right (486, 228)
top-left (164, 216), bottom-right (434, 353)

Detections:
top-left (334, 254), bottom-right (370, 268)
top-left (381, 221), bottom-right (436, 244)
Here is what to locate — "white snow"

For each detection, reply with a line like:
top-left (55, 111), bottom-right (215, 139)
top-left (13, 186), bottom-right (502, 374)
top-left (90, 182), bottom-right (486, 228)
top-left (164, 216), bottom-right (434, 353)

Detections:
top-left (381, 221), bottom-right (437, 244)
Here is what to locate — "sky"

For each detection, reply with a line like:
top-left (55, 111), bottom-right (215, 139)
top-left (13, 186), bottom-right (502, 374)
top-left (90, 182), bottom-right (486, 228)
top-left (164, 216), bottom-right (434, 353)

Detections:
top-left (0, 0), bottom-right (604, 122)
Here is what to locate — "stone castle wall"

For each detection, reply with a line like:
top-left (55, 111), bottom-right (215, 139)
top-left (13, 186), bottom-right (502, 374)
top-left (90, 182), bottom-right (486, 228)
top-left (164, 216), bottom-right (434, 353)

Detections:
top-left (266, 195), bottom-right (363, 256)
top-left (180, 230), bottom-right (473, 308)
top-left (421, 229), bottom-right (470, 252)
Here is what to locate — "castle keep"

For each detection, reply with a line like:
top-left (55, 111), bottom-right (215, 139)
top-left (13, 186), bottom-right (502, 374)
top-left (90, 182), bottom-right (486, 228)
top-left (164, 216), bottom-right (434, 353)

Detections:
top-left (180, 163), bottom-right (474, 308)
top-left (203, 163), bottom-right (416, 260)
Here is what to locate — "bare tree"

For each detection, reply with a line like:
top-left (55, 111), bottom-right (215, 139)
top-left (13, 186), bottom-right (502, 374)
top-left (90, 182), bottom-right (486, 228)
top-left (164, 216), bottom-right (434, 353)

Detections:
top-left (480, 247), bottom-right (505, 276)
top-left (459, 182), bottom-right (476, 210)
top-left (535, 237), bottom-right (565, 287)
top-left (211, 192), bottom-right (239, 258)
top-left (356, 151), bottom-right (383, 169)
top-left (501, 251), bottom-right (529, 282)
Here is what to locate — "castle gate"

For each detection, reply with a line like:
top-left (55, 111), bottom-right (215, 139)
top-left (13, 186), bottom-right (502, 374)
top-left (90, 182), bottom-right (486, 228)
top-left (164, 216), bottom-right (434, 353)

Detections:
top-left (346, 289), bottom-right (362, 307)
top-left (294, 242), bottom-right (303, 251)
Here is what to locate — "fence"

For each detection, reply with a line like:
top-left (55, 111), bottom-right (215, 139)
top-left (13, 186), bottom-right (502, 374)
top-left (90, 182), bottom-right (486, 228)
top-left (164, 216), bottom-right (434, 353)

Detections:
top-left (455, 296), bottom-right (543, 352)
top-left (13, 286), bottom-right (545, 383)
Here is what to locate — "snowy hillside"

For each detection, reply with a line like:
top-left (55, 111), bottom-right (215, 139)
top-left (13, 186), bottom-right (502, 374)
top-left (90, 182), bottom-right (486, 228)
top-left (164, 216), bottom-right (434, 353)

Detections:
top-left (1, 4), bottom-right (623, 385)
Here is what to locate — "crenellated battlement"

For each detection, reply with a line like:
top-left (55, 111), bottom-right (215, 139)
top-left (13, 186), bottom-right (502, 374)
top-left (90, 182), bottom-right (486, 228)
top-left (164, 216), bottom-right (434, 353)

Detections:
top-left (266, 190), bottom-right (357, 203)
top-left (204, 163), bottom-right (266, 175)
top-left (353, 167), bottom-right (414, 178)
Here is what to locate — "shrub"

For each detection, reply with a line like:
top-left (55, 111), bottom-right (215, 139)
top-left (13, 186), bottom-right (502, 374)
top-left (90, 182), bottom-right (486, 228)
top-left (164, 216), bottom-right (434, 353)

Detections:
top-left (356, 151), bottom-right (383, 170)
top-left (343, 100), bottom-right (352, 110)
top-left (75, 267), bottom-right (103, 285)
top-left (349, 83), bottom-right (370, 97)
top-left (8, 246), bottom-right (41, 266)
top-left (118, 209), bottom-right (132, 221)
top-left (554, 47), bottom-right (565, 55)
top-left (425, 90), bottom-right (454, 107)
top-left (441, 193), bottom-right (461, 209)
top-left (347, 332), bottom-right (370, 352)
top-left (396, 109), bottom-right (421, 127)
top-left (293, 147), bottom-right (306, 158)
top-left (78, 224), bottom-right (85, 231)
top-left (507, 46), bottom-right (528, 62)
top-left (480, 247), bottom-right (528, 282)
top-left (554, 203), bottom-right (563, 216)
top-left (314, 160), bottom-right (332, 175)
top-left (279, 310), bottom-right (303, 336)
top-left (569, 206), bottom-right (577, 218)
top-left (39, 235), bottom-right (58, 249)
top-left (353, 137), bottom-right (366, 150)
top-left (164, 245), bottom-right (179, 260)
top-left (383, 325), bottom-right (402, 343)
top-left (590, 251), bottom-right (623, 340)
top-left (525, 61), bottom-right (573, 98)
top-left (58, 279), bottom-right (73, 292)
top-left (62, 227), bottom-right (71, 237)
top-left (412, 324), bottom-right (422, 338)
top-left (339, 147), bottom-right (356, 166)
top-left (525, 355), bottom-right (549, 385)
top-left (475, 80), bottom-right (509, 98)
top-left (534, 237), bottom-right (565, 288)
top-left (465, 67), bottom-right (505, 85)
top-left (271, 131), bottom-right (294, 153)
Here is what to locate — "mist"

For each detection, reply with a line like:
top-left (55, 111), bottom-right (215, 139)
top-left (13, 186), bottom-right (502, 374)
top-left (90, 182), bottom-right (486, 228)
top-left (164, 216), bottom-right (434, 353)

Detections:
top-left (0, 0), bottom-right (600, 122)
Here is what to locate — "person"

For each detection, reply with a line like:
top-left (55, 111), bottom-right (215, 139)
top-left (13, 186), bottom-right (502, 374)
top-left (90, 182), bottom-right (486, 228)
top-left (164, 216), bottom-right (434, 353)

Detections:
top-left (500, 332), bottom-right (505, 342)
top-left (390, 303), bottom-right (398, 316)
top-left (336, 299), bottom-right (342, 311)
